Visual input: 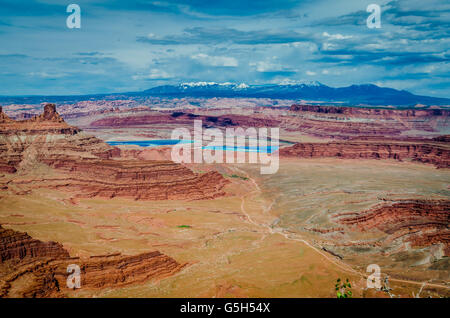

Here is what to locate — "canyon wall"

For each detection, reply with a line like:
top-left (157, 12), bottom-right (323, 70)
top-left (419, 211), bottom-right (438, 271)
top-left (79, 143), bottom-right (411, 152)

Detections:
top-left (287, 104), bottom-right (449, 139)
top-left (279, 140), bottom-right (450, 168)
top-left (0, 225), bottom-right (185, 298)
top-left (0, 225), bottom-right (69, 262)
top-left (90, 111), bottom-right (281, 128)
top-left (290, 104), bottom-right (450, 117)
top-left (0, 104), bottom-right (229, 200)
top-left (38, 158), bottom-right (228, 200)
top-left (332, 200), bottom-right (450, 256)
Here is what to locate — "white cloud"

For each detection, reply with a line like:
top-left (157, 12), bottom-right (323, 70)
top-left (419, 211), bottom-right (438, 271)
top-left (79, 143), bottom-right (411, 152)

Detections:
top-left (322, 32), bottom-right (353, 40)
top-left (250, 61), bottom-right (284, 72)
top-left (28, 71), bottom-right (66, 79)
top-left (132, 69), bottom-right (172, 80)
top-left (191, 53), bottom-right (238, 67)
top-left (306, 70), bottom-right (316, 76)
top-left (321, 42), bottom-right (337, 50)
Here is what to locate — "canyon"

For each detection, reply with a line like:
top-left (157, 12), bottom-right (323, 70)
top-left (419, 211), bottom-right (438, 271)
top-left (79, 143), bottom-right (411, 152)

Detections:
top-left (279, 138), bottom-right (450, 168)
top-left (0, 101), bottom-right (448, 298)
top-left (0, 225), bottom-right (185, 298)
top-left (0, 104), bottom-right (229, 200)
top-left (332, 200), bottom-right (450, 256)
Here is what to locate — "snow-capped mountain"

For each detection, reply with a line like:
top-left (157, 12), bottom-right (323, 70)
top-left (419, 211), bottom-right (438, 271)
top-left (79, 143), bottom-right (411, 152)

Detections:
top-left (179, 82), bottom-right (250, 90)
top-left (142, 82), bottom-right (450, 106)
top-left (1, 82), bottom-right (449, 107)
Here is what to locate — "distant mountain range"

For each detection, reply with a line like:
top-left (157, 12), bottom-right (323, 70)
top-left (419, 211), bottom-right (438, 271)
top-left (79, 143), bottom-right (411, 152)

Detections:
top-left (143, 82), bottom-right (450, 106)
top-left (0, 82), bottom-right (449, 107)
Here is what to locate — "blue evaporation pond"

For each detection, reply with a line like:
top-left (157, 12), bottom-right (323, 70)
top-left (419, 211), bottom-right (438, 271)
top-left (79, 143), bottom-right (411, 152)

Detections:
top-left (202, 145), bottom-right (279, 153)
top-left (106, 139), bottom-right (193, 147)
top-left (107, 140), bottom-right (278, 153)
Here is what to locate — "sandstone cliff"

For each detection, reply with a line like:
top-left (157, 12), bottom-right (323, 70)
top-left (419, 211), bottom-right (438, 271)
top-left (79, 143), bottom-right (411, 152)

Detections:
top-left (90, 111), bottom-right (281, 128)
top-left (0, 104), bottom-right (229, 200)
top-left (0, 107), bottom-right (12, 123)
top-left (0, 224), bottom-right (69, 262)
top-left (287, 104), bottom-right (449, 139)
top-left (290, 104), bottom-right (450, 118)
top-left (40, 158), bottom-right (228, 200)
top-left (0, 225), bottom-right (185, 298)
top-left (332, 200), bottom-right (450, 256)
top-left (279, 140), bottom-right (450, 168)
top-left (0, 103), bottom-right (80, 135)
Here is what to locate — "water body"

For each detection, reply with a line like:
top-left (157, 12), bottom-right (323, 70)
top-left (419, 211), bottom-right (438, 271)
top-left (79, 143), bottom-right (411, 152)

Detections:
top-left (106, 139), bottom-right (193, 147)
top-left (106, 140), bottom-right (278, 153)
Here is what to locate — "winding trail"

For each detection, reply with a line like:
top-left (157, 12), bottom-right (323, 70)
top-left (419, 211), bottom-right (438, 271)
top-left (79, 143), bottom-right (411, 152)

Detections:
top-left (231, 166), bottom-right (450, 293)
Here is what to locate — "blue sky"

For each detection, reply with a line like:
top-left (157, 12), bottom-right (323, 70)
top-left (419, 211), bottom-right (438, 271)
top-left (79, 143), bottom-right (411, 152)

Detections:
top-left (0, 0), bottom-right (448, 97)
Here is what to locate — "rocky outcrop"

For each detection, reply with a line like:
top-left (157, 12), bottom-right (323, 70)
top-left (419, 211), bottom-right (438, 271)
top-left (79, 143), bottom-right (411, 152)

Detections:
top-left (0, 107), bottom-right (12, 123)
top-left (1, 252), bottom-right (185, 298)
top-left (0, 131), bottom-right (119, 174)
top-left (0, 104), bottom-right (229, 200)
top-left (333, 200), bottom-right (450, 255)
top-left (287, 104), bottom-right (449, 139)
top-left (290, 104), bottom-right (450, 118)
top-left (90, 111), bottom-right (281, 128)
top-left (434, 135), bottom-right (450, 143)
top-left (0, 103), bottom-right (80, 136)
top-left (0, 226), bottom-right (185, 298)
top-left (29, 104), bottom-right (65, 123)
top-left (37, 159), bottom-right (229, 200)
top-left (0, 225), bottom-right (69, 262)
top-left (279, 140), bottom-right (450, 168)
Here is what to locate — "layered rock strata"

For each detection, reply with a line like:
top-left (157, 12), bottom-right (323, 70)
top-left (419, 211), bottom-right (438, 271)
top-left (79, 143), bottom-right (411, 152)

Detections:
top-left (279, 140), bottom-right (450, 168)
top-left (0, 104), bottom-right (229, 200)
top-left (332, 200), bottom-right (450, 256)
top-left (39, 159), bottom-right (228, 200)
top-left (0, 225), bottom-right (69, 262)
top-left (90, 111), bottom-right (281, 128)
top-left (287, 104), bottom-right (449, 139)
top-left (290, 104), bottom-right (450, 117)
top-left (0, 226), bottom-right (185, 297)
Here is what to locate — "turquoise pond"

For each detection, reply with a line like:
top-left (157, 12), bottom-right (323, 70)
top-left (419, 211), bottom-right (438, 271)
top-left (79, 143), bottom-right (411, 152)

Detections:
top-left (106, 140), bottom-right (192, 147)
top-left (106, 140), bottom-right (279, 153)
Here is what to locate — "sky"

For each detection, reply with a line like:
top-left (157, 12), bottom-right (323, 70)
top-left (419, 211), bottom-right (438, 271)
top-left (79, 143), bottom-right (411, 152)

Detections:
top-left (0, 0), bottom-right (448, 97)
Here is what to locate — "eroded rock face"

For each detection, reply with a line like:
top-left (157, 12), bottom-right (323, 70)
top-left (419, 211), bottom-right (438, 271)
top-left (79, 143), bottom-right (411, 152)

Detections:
top-left (0, 104), bottom-right (229, 200)
top-left (287, 104), bottom-right (449, 139)
top-left (0, 225), bottom-right (69, 262)
top-left (0, 107), bottom-right (13, 123)
top-left (0, 226), bottom-right (185, 298)
top-left (333, 200), bottom-right (450, 256)
top-left (0, 103), bottom-right (79, 135)
top-left (279, 140), bottom-right (450, 168)
top-left (290, 104), bottom-right (450, 118)
top-left (90, 111), bottom-right (281, 128)
top-left (30, 103), bottom-right (64, 123)
top-left (38, 159), bottom-right (228, 200)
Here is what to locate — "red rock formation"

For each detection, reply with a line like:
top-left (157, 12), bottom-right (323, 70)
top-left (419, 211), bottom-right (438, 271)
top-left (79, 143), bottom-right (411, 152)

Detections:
top-left (0, 225), bottom-right (69, 262)
top-left (0, 226), bottom-right (185, 298)
top-left (434, 135), bottom-right (450, 143)
top-left (0, 107), bottom-right (12, 123)
top-left (333, 200), bottom-right (450, 255)
top-left (279, 140), bottom-right (450, 168)
top-left (0, 103), bottom-right (80, 135)
top-left (0, 130), bottom-right (119, 174)
top-left (287, 104), bottom-right (449, 139)
top-left (29, 103), bottom-right (65, 123)
top-left (0, 252), bottom-right (185, 298)
top-left (290, 104), bottom-right (450, 118)
top-left (38, 158), bottom-right (229, 200)
top-left (0, 104), bottom-right (229, 200)
top-left (90, 111), bottom-right (281, 128)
